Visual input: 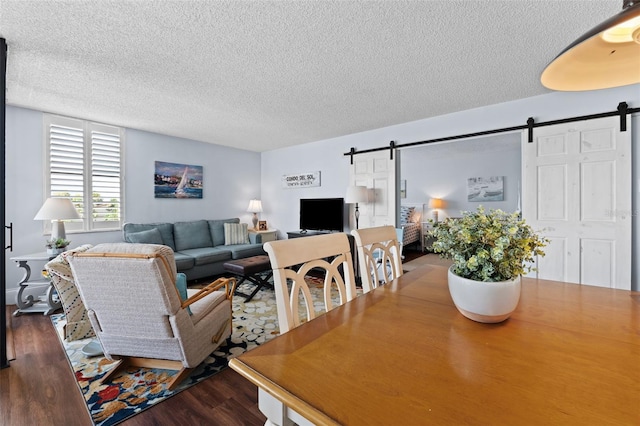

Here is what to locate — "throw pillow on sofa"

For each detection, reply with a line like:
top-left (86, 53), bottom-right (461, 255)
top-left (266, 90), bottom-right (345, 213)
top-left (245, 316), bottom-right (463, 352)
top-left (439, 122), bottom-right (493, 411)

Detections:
top-left (127, 228), bottom-right (164, 245)
top-left (224, 222), bottom-right (249, 245)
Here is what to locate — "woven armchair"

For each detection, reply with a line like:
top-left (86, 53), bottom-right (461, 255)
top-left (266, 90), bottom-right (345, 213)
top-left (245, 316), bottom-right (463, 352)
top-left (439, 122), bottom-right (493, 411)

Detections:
top-left (68, 243), bottom-right (236, 390)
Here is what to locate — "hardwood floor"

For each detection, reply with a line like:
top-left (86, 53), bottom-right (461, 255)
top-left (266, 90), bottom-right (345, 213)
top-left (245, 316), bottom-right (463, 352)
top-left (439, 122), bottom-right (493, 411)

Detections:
top-left (0, 306), bottom-right (266, 426)
top-left (402, 246), bottom-right (426, 263)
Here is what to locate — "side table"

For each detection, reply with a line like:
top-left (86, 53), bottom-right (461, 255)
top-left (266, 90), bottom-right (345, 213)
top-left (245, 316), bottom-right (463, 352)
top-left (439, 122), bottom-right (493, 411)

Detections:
top-left (10, 252), bottom-right (61, 316)
top-left (421, 222), bottom-right (435, 252)
top-left (249, 228), bottom-right (278, 243)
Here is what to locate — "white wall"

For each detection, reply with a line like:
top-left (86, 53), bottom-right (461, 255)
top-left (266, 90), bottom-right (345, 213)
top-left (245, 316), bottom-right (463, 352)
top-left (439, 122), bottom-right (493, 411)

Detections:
top-left (261, 85), bottom-right (640, 290)
top-left (4, 106), bottom-right (261, 297)
top-left (124, 128), bottom-right (261, 222)
top-left (5, 85), bottom-right (639, 294)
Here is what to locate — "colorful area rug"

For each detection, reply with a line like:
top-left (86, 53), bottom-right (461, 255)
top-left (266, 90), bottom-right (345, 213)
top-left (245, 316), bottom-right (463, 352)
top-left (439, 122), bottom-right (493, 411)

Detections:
top-left (52, 275), bottom-right (335, 426)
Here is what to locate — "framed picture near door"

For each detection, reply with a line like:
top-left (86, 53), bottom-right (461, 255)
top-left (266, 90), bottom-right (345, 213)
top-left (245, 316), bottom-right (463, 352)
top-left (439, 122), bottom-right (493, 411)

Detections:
top-left (467, 176), bottom-right (504, 202)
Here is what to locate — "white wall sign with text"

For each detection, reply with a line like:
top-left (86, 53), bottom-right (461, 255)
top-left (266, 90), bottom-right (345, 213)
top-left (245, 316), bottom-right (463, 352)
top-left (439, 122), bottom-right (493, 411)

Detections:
top-left (282, 171), bottom-right (321, 188)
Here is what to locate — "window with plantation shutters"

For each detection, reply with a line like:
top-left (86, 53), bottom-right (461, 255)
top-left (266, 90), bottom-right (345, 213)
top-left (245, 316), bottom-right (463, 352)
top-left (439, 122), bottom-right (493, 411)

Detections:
top-left (44, 114), bottom-right (124, 234)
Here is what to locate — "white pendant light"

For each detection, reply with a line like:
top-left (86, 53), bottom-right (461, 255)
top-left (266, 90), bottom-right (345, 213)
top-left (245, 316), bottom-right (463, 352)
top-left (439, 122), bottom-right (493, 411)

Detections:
top-left (541, 0), bottom-right (640, 91)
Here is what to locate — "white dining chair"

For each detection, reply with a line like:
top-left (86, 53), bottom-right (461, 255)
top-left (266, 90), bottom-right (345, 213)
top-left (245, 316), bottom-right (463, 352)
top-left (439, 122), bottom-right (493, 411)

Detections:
top-left (261, 232), bottom-right (357, 426)
top-left (351, 225), bottom-right (403, 293)
top-left (263, 232), bottom-right (357, 334)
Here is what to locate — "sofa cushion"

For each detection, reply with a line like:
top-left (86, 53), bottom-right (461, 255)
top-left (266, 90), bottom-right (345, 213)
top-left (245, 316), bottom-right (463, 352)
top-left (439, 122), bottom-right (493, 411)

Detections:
top-left (174, 220), bottom-right (213, 251)
top-left (226, 243), bottom-right (267, 259)
top-left (178, 247), bottom-right (232, 265)
top-left (123, 223), bottom-right (176, 251)
top-left (173, 252), bottom-right (195, 271)
top-left (127, 228), bottom-right (164, 245)
top-left (224, 223), bottom-right (250, 245)
top-left (208, 218), bottom-right (240, 247)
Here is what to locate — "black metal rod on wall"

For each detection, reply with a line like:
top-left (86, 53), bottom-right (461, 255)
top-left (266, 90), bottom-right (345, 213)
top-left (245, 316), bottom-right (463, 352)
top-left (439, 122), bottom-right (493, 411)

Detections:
top-left (344, 102), bottom-right (640, 157)
top-left (1, 37), bottom-right (8, 369)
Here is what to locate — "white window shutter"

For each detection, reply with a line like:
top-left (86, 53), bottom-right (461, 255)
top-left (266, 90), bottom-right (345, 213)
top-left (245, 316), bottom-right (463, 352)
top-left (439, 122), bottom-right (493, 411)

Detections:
top-left (44, 114), bottom-right (124, 234)
top-left (90, 125), bottom-right (122, 229)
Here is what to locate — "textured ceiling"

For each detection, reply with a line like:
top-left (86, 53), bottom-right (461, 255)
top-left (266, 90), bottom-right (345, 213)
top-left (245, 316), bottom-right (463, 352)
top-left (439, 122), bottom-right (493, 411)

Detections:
top-left (0, 0), bottom-right (624, 152)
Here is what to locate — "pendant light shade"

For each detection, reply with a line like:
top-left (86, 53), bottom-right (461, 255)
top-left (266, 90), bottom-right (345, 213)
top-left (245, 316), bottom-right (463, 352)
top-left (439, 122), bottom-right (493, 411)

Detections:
top-left (541, 0), bottom-right (640, 91)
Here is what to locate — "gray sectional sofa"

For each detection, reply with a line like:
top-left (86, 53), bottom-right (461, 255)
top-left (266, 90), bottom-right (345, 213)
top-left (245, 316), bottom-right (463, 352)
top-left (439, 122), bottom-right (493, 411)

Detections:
top-left (123, 218), bottom-right (266, 280)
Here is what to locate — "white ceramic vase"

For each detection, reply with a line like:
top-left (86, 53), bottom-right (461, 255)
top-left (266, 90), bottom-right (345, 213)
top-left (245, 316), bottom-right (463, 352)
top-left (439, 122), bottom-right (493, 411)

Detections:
top-left (447, 266), bottom-right (521, 323)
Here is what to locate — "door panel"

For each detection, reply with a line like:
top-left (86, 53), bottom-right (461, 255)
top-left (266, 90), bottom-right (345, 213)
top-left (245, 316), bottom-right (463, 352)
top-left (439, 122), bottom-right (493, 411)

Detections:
top-left (536, 236), bottom-right (568, 282)
top-left (350, 151), bottom-right (396, 229)
top-left (537, 164), bottom-right (567, 220)
top-left (522, 116), bottom-right (631, 290)
top-left (581, 239), bottom-right (614, 287)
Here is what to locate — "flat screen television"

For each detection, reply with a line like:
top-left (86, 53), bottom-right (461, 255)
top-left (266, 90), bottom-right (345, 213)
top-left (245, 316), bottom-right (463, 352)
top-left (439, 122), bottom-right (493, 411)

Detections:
top-left (299, 198), bottom-right (344, 232)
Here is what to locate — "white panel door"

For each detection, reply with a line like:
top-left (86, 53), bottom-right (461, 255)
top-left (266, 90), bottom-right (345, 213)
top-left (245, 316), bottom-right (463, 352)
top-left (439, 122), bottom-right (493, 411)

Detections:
top-left (522, 116), bottom-right (631, 289)
top-left (350, 151), bottom-right (397, 229)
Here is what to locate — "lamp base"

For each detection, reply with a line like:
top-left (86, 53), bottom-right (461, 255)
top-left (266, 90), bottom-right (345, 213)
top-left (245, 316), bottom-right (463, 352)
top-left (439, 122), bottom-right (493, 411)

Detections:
top-left (354, 204), bottom-right (360, 229)
top-left (51, 221), bottom-right (66, 240)
top-left (252, 213), bottom-right (259, 230)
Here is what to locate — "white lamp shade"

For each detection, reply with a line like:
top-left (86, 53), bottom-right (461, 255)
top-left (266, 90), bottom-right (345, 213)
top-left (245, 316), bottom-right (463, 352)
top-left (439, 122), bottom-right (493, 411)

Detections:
top-left (345, 186), bottom-right (368, 203)
top-left (247, 199), bottom-right (263, 213)
top-left (34, 198), bottom-right (80, 220)
top-left (429, 198), bottom-right (445, 209)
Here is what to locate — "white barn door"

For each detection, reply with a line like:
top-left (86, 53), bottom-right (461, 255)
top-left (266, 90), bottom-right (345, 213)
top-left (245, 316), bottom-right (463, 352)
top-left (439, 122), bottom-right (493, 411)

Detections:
top-left (349, 151), bottom-right (397, 229)
top-left (522, 116), bottom-right (631, 290)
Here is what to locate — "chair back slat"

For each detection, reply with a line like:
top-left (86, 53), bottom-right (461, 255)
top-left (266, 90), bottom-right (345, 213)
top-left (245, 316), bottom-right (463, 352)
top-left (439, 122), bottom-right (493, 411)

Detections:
top-left (264, 233), bottom-right (357, 334)
top-left (352, 225), bottom-right (403, 293)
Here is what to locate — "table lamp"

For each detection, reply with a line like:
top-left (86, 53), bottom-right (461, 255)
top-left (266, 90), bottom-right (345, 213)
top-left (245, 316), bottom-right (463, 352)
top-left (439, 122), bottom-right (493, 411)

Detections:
top-left (428, 198), bottom-right (445, 223)
top-left (34, 197), bottom-right (80, 240)
top-left (247, 199), bottom-right (263, 230)
top-left (345, 185), bottom-right (368, 229)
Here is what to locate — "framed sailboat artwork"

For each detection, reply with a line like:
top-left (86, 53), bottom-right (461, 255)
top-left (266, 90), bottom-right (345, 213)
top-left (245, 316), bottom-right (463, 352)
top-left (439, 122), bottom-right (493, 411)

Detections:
top-left (154, 161), bottom-right (203, 199)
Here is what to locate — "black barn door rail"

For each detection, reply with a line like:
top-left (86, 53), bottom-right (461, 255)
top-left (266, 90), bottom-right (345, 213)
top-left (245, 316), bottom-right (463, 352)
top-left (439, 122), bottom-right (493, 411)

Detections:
top-left (345, 101), bottom-right (639, 162)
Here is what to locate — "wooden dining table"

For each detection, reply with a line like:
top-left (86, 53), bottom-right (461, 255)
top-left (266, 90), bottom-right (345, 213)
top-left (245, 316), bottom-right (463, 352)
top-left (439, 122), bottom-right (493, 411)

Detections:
top-left (229, 264), bottom-right (640, 425)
